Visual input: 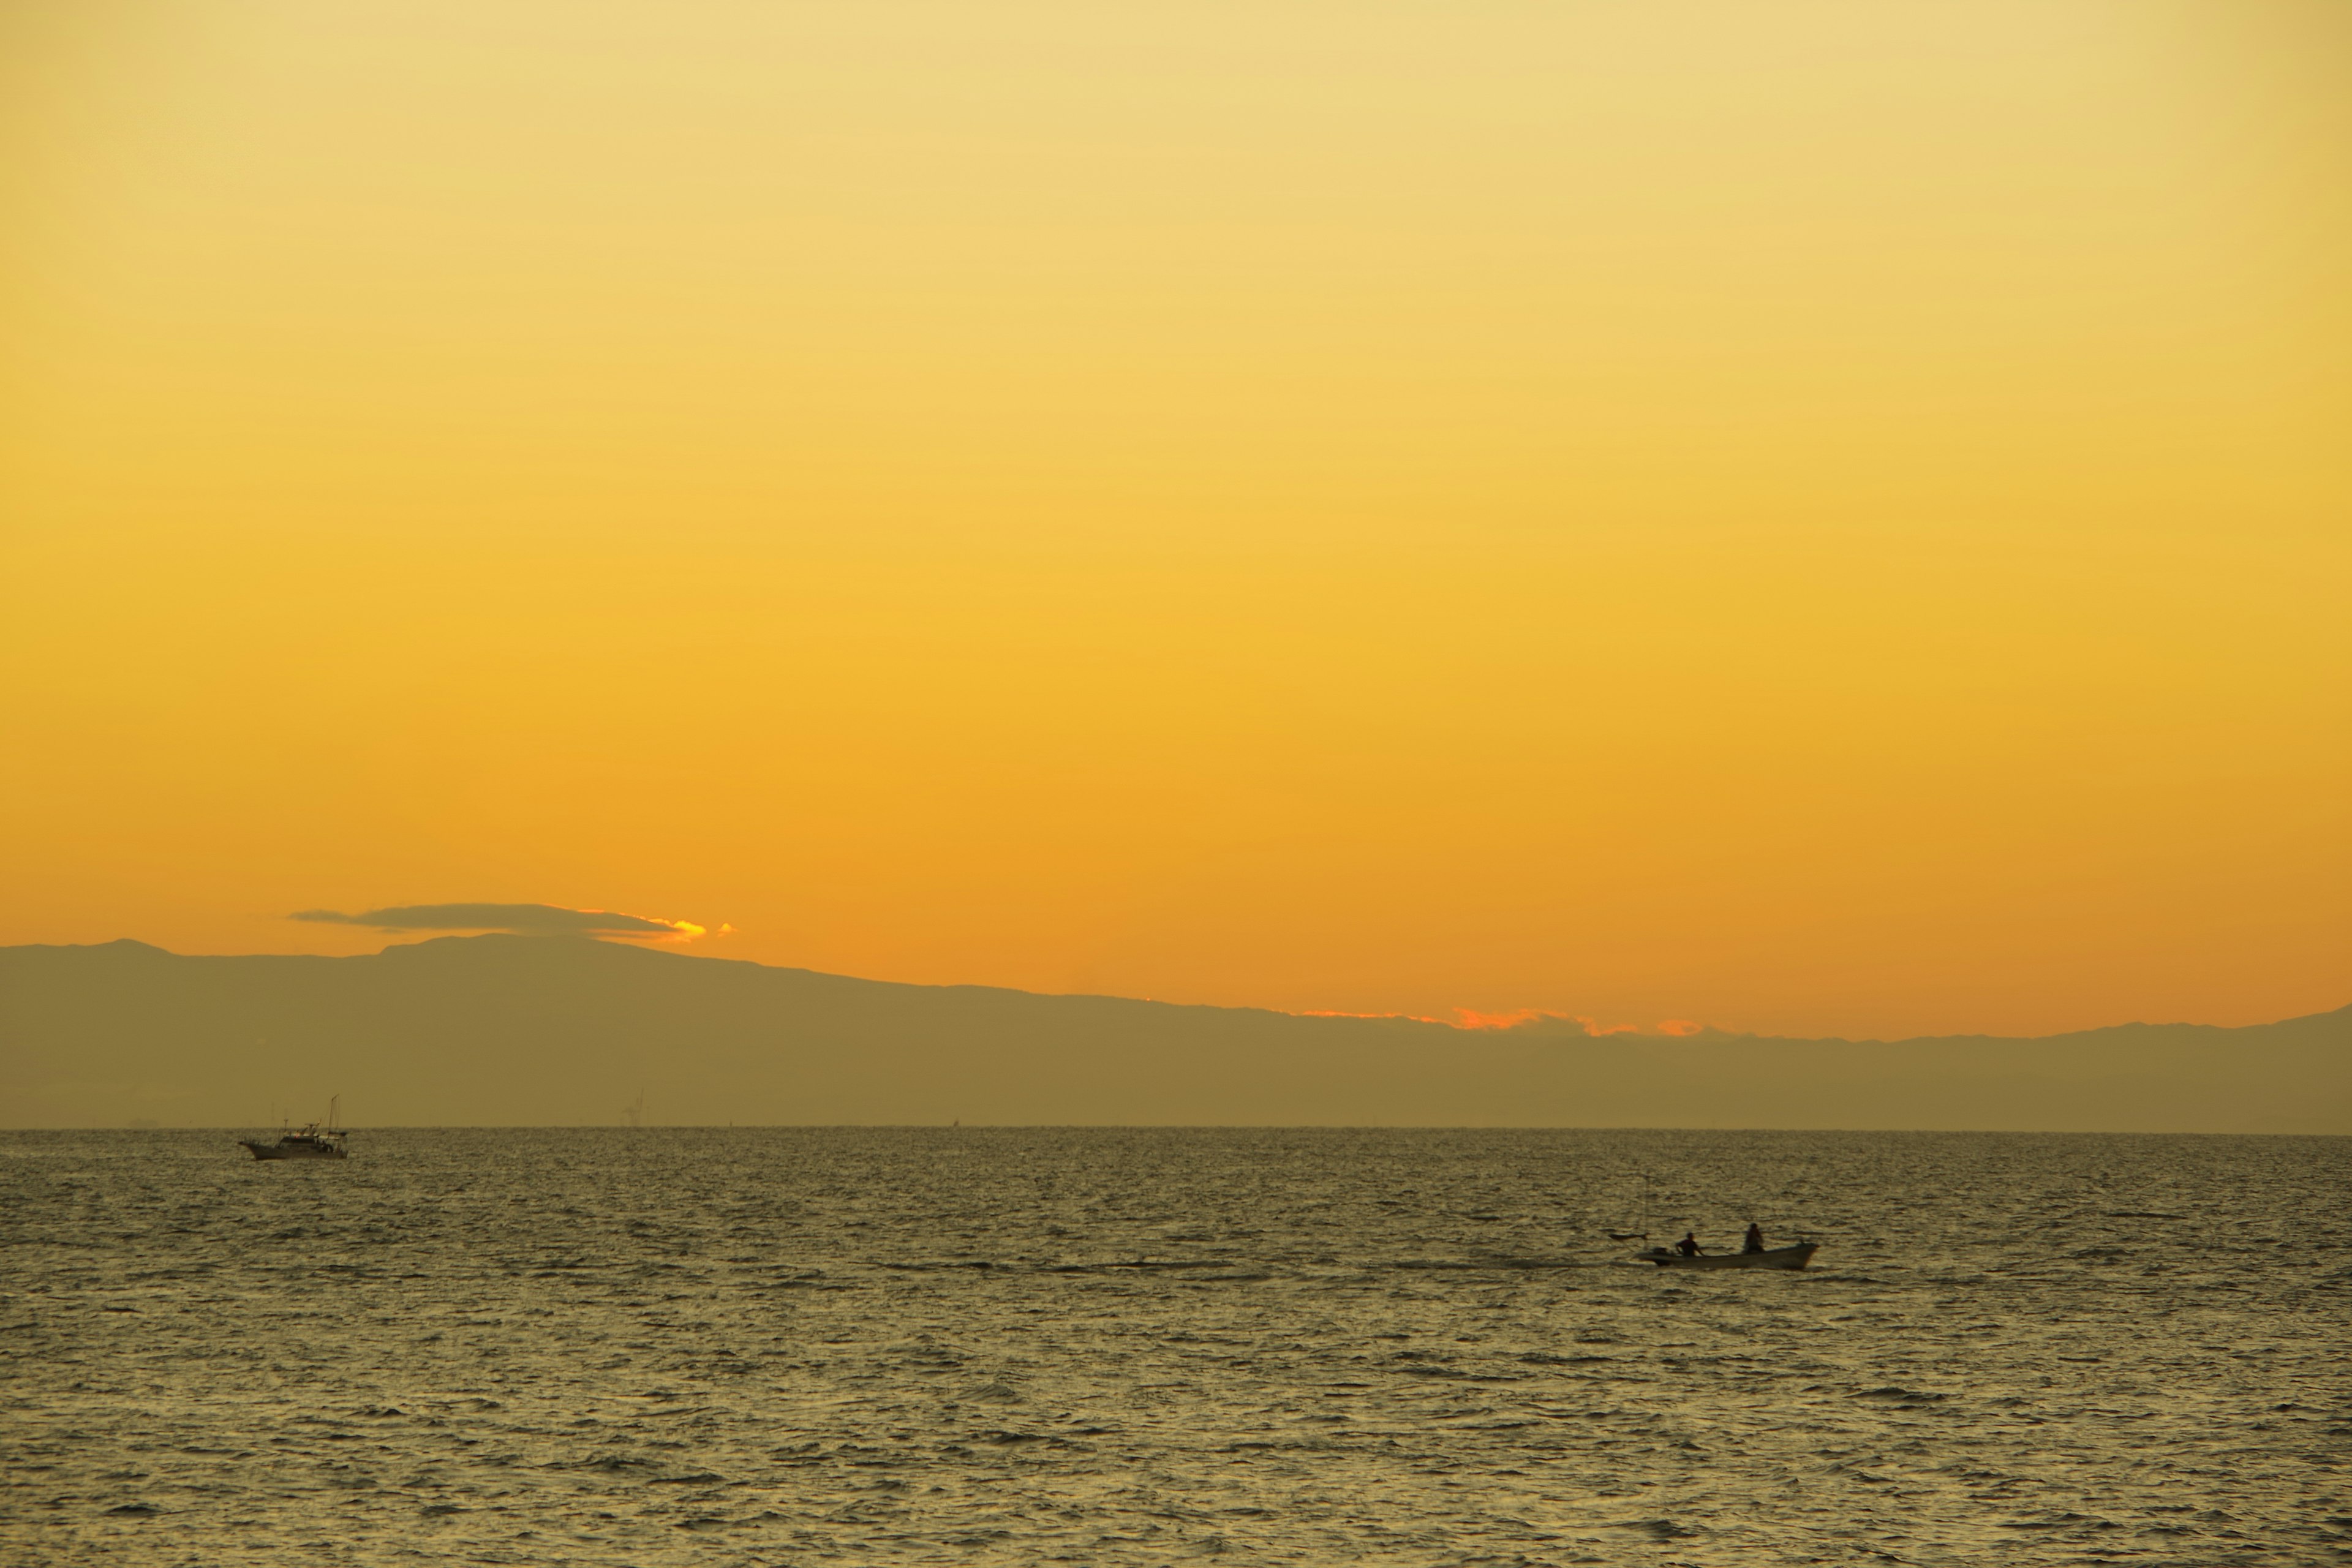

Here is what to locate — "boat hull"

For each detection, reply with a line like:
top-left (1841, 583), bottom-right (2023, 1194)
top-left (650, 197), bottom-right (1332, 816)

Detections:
top-left (241, 1141), bottom-right (346, 1161)
top-left (1643, 1243), bottom-right (1817, 1270)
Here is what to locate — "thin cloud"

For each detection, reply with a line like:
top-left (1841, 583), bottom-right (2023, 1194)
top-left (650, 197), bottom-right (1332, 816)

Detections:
top-left (290, 903), bottom-right (706, 940)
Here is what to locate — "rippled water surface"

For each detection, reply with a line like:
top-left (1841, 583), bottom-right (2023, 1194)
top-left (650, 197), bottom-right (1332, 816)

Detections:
top-left (4, 1128), bottom-right (2347, 1566)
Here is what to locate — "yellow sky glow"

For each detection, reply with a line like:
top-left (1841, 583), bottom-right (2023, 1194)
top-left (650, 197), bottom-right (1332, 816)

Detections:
top-left (3, 0), bottom-right (2346, 1037)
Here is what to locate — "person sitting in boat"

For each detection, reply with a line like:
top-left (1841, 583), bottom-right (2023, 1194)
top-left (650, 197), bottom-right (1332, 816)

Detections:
top-left (1743, 1223), bottom-right (1766, 1253)
top-left (1674, 1232), bottom-right (1703, 1257)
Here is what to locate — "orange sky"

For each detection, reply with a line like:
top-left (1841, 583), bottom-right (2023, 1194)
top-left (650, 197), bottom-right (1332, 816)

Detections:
top-left (3, 1), bottom-right (2346, 1038)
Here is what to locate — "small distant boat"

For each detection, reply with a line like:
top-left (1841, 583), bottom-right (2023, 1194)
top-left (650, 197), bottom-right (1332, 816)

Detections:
top-left (241, 1123), bottom-right (347, 1160)
top-left (241, 1098), bottom-right (348, 1161)
top-left (1640, 1242), bottom-right (1817, 1270)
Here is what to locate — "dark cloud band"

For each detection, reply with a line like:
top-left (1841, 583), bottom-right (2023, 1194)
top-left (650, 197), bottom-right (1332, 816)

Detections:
top-left (290, 903), bottom-right (699, 937)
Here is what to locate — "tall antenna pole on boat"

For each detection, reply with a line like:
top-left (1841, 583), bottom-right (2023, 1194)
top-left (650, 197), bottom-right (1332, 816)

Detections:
top-left (328, 1095), bottom-right (340, 1131)
top-left (1607, 1170), bottom-right (1652, 1242)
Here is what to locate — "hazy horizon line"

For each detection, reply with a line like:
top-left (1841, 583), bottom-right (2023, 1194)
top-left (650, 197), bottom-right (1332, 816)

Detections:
top-left (32, 1123), bottom-right (2351, 1139)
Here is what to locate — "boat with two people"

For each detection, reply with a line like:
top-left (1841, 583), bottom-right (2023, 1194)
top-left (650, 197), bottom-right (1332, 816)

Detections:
top-left (1639, 1221), bottom-right (1817, 1270)
top-left (240, 1098), bottom-right (349, 1161)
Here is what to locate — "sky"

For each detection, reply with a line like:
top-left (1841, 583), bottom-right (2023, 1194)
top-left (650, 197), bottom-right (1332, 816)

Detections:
top-left (2, 0), bottom-right (2346, 1040)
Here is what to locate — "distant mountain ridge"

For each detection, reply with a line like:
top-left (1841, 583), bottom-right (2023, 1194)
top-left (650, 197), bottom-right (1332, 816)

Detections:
top-left (2, 935), bottom-right (2345, 1133)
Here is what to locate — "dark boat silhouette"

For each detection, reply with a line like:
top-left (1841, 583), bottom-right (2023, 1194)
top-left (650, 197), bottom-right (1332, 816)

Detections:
top-left (1640, 1242), bottom-right (1817, 1270)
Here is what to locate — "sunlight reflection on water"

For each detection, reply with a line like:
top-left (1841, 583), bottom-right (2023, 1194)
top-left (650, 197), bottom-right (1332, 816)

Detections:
top-left (4, 1128), bottom-right (2345, 1565)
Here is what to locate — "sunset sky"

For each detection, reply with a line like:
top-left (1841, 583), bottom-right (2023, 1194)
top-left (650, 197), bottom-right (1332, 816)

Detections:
top-left (4, 1), bottom-right (2345, 1039)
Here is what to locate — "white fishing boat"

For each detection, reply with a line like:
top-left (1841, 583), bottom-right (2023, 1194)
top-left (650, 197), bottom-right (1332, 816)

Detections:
top-left (1640, 1242), bottom-right (1817, 1270)
top-left (240, 1098), bottom-right (349, 1161)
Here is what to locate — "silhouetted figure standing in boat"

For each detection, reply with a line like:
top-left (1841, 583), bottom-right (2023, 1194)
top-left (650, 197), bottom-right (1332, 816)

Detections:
top-left (1675, 1232), bottom-right (1703, 1257)
top-left (1743, 1223), bottom-right (1766, 1253)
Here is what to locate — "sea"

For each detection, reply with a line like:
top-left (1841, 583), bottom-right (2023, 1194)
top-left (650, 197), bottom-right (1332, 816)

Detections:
top-left (2, 1128), bottom-right (2345, 1566)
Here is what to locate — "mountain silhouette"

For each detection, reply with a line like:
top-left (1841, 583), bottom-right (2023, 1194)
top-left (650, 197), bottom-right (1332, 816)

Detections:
top-left (2, 935), bottom-right (2344, 1131)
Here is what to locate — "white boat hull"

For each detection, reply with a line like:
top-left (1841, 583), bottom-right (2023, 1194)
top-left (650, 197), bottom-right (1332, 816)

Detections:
top-left (242, 1099), bottom-right (346, 1159)
top-left (241, 1137), bottom-right (346, 1161)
